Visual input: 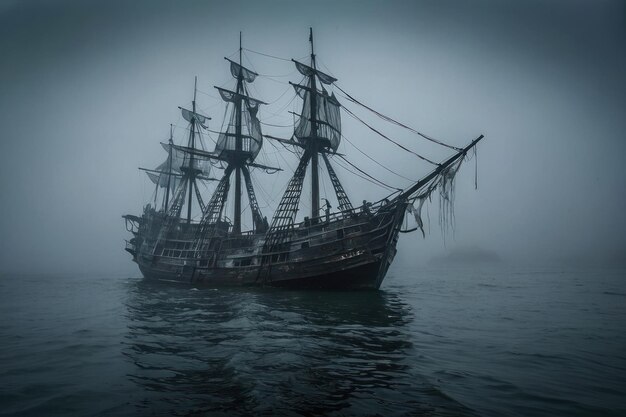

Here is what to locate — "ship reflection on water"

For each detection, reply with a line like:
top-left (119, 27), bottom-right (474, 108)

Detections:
top-left (122, 280), bottom-right (472, 416)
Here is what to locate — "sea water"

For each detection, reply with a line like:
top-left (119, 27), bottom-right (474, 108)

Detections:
top-left (1, 265), bottom-right (624, 416)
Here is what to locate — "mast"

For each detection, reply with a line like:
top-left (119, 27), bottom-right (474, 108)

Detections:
top-left (194, 34), bottom-right (271, 236)
top-left (234, 32), bottom-right (243, 235)
top-left (309, 27), bottom-right (320, 221)
top-left (159, 83), bottom-right (211, 222)
top-left (186, 76), bottom-right (198, 224)
top-left (268, 28), bottom-right (350, 231)
top-left (164, 124), bottom-right (173, 212)
top-left (153, 182), bottom-right (158, 207)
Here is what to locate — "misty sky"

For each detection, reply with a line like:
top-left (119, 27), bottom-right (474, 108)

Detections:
top-left (0, 0), bottom-right (624, 275)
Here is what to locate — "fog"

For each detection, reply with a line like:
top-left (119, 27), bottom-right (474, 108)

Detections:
top-left (0, 0), bottom-right (624, 276)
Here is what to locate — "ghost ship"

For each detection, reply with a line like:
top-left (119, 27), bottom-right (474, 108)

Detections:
top-left (123, 30), bottom-right (483, 289)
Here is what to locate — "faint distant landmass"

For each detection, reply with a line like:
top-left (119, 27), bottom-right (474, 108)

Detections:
top-left (429, 246), bottom-right (502, 266)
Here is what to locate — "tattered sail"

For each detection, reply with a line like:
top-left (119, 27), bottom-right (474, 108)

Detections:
top-left (214, 86), bottom-right (265, 161)
top-left (180, 107), bottom-right (209, 128)
top-left (292, 81), bottom-right (342, 151)
top-left (161, 142), bottom-right (210, 176)
top-left (145, 141), bottom-right (210, 189)
top-left (156, 143), bottom-right (184, 173)
top-left (226, 58), bottom-right (258, 83)
top-left (215, 87), bottom-right (266, 109)
top-left (293, 59), bottom-right (337, 85)
top-left (145, 144), bottom-right (179, 190)
top-left (146, 171), bottom-right (179, 192)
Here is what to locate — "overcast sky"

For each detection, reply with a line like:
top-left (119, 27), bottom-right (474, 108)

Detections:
top-left (0, 0), bottom-right (624, 275)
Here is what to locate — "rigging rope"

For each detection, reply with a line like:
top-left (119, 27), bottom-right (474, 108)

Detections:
top-left (263, 83), bottom-right (293, 105)
top-left (333, 157), bottom-right (396, 192)
top-left (337, 155), bottom-right (401, 191)
top-left (195, 88), bottom-right (222, 102)
top-left (261, 75), bottom-right (304, 121)
top-left (335, 84), bottom-right (463, 152)
top-left (243, 48), bottom-right (308, 64)
top-left (341, 133), bottom-right (415, 182)
top-left (242, 48), bottom-right (292, 62)
top-left (260, 121), bottom-right (293, 128)
top-left (342, 106), bottom-right (439, 166)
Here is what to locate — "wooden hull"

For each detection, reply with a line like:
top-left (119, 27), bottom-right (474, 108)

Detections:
top-left (127, 201), bottom-right (407, 290)
top-left (139, 256), bottom-right (384, 289)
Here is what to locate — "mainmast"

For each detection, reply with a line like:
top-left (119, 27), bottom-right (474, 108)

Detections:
top-left (234, 32), bottom-right (244, 234)
top-left (190, 33), bottom-right (279, 237)
top-left (185, 77), bottom-right (199, 224)
top-left (309, 28), bottom-right (320, 221)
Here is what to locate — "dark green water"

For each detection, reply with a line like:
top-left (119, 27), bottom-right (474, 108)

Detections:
top-left (1, 266), bottom-right (625, 416)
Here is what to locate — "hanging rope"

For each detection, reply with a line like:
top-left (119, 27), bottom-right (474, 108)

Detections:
top-left (474, 146), bottom-right (478, 190)
top-left (342, 106), bottom-right (439, 166)
top-left (335, 84), bottom-right (462, 152)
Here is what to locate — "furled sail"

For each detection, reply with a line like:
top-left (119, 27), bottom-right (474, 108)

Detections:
top-left (292, 81), bottom-right (342, 151)
top-left (214, 87), bottom-right (265, 162)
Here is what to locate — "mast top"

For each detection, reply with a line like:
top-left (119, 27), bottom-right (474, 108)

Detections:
top-left (212, 33), bottom-right (265, 164)
top-left (309, 27), bottom-right (316, 68)
top-left (193, 76), bottom-right (197, 106)
top-left (289, 28), bottom-right (341, 153)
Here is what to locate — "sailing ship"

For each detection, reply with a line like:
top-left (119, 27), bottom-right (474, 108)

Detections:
top-left (123, 30), bottom-right (483, 289)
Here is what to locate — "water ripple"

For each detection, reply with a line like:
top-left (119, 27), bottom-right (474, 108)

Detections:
top-left (1, 268), bottom-right (625, 416)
